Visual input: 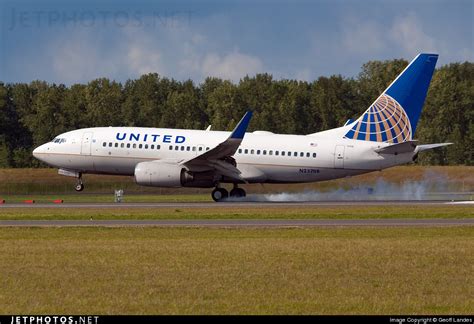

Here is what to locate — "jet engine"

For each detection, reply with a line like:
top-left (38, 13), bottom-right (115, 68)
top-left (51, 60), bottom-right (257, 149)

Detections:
top-left (134, 161), bottom-right (193, 187)
top-left (134, 161), bottom-right (217, 188)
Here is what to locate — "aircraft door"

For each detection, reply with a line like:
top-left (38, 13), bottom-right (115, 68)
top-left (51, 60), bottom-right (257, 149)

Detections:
top-left (334, 145), bottom-right (345, 169)
top-left (81, 132), bottom-right (93, 156)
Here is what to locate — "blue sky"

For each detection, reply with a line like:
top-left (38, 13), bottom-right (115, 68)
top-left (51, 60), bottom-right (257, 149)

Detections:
top-left (0, 0), bottom-right (472, 84)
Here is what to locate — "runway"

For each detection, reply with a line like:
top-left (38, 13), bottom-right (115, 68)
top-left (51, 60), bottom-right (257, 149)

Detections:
top-left (0, 219), bottom-right (473, 227)
top-left (1, 200), bottom-right (472, 227)
top-left (0, 200), bottom-right (472, 208)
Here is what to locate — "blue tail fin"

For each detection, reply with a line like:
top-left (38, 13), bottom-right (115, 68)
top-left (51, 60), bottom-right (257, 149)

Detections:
top-left (344, 53), bottom-right (438, 143)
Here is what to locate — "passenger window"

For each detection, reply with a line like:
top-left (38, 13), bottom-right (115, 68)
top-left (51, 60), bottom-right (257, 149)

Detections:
top-left (206, 147), bottom-right (210, 151)
top-left (127, 143), bottom-right (131, 148)
top-left (313, 153), bottom-right (317, 158)
top-left (306, 152), bottom-right (310, 157)
top-left (139, 144), bottom-right (143, 149)
top-left (169, 146), bottom-right (173, 150)
top-left (102, 142), bottom-right (106, 147)
top-left (244, 149), bottom-right (248, 154)
top-left (238, 149), bottom-right (242, 154)
top-left (121, 143), bottom-right (124, 148)
top-left (192, 147), bottom-right (196, 151)
top-left (114, 143), bottom-right (118, 148)
top-left (151, 144), bottom-right (154, 149)
top-left (281, 151), bottom-right (285, 156)
top-left (175, 146), bottom-right (179, 150)
top-left (269, 150), bottom-right (273, 155)
top-left (180, 146), bottom-right (185, 151)
top-left (157, 145), bottom-right (161, 150)
top-left (257, 150), bottom-right (261, 155)
top-left (145, 144), bottom-right (148, 149)
top-left (133, 144), bottom-right (137, 149)
top-left (199, 147), bottom-right (203, 151)
top-left (263, 150), bottom-right (267, 155)
top-left (251, 149), bottom-right (254, 154)
top-left (186, 146), bottom-right (190, 151)
top-left (294, 152), bottom-right (298, 157)
top-left (300, 152), bottom-right (304, 157)
top-left (109, 142), bottom-right (112, 147)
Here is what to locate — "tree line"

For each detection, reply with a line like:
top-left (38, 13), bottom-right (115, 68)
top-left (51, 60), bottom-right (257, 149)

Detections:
top-left (0, 59), bottom-right (472, 167)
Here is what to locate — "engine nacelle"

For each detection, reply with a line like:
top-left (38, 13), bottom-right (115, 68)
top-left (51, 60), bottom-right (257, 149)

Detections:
top-left (134, 161), bottom-right (193, 187)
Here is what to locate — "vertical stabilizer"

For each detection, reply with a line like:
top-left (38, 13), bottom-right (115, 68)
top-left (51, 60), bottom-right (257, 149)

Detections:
top-left (344, 53), bottom-right (438, 143)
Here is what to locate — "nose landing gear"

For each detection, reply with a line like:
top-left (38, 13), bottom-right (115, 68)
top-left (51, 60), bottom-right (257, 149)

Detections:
top-left (75, 177), bottom-right (84, 192)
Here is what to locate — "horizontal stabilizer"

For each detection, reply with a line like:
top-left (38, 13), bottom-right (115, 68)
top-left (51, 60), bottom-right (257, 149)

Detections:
top-left (415, 143), bottom-right (452, 153)
top-left (375, 140), bottom-right (418, 154)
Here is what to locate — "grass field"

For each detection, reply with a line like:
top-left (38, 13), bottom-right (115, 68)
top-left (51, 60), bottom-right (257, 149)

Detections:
top-left (0, 227), bottom-right (472, 314)
top-left (0, 205), bottom-right (473, 220)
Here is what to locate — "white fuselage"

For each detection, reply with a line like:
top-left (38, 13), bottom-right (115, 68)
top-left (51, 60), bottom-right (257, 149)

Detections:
top-left (33, 126), bottom-right (414, 185)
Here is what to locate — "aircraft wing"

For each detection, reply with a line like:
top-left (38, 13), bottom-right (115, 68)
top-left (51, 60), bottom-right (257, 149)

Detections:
top-left (181, 111), bottom-right (252, 180)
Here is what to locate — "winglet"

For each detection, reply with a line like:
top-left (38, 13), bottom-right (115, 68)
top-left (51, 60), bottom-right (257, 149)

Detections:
top-left (229, 111), bottom-right (253, 139)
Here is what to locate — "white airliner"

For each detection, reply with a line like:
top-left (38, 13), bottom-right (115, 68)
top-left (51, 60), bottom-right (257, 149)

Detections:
top-left (33, 53), bottom-right (450, 201)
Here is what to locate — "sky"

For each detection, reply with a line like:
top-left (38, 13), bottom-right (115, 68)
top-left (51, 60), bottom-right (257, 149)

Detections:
top-left (0, 0), bottom-right (472, 84)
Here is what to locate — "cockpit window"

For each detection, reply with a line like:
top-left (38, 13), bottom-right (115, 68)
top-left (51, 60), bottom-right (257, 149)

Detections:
top-left (52, 138), bottom-right (66, 144)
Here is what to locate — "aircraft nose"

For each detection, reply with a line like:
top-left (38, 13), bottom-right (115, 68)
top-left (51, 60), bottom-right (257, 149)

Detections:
top-left (32, 144), bottom-right (47, 159)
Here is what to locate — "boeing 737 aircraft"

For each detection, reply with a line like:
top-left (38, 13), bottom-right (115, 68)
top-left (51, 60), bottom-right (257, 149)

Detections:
top-left (33, 53), bottom-right (450, 201)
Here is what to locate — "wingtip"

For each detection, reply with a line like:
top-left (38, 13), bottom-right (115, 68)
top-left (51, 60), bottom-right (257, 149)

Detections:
top-left (230, 111), bottom-right (253, 139)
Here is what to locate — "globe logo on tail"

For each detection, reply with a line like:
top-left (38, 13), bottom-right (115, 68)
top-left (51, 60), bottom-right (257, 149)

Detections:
top-left (344, 94), bottom-right (412, 143)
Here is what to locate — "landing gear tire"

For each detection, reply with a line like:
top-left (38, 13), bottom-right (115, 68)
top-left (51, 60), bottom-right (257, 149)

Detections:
top-left (230, 188), bottom-right (246, 198)
top-left (211, 188), bottom-right (228, 202)
top-left (75, 180), bottom-right (84, 192)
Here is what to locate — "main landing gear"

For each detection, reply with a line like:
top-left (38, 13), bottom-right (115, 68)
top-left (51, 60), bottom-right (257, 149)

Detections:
top-left (75, 176), bottom-right (84, 192)
top-left (211, 184), bottom-right (246, 202)
top-left (211, 187), bottom-right (228, 202)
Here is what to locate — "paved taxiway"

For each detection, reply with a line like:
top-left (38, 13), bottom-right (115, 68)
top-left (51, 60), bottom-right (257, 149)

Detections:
top-left (0, 219), bottom-right (473, 227)
top-left (0, 200), bottom-right (472, 209)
